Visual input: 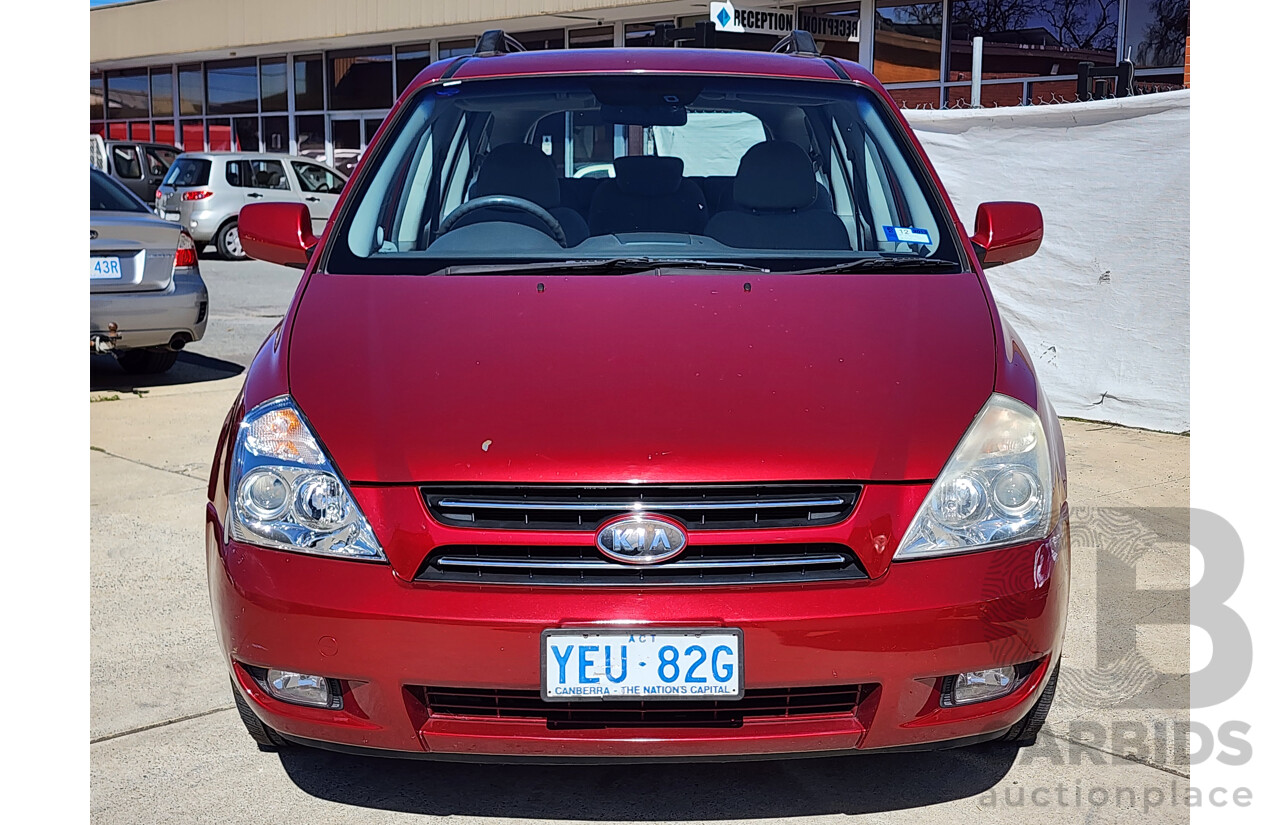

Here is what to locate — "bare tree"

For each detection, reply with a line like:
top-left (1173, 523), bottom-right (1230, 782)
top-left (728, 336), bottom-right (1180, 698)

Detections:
top-left (1137, 0), bottom-right (1190, 66)
top-left (948, 0), bottom-right (1040, 36)
top-left (1042, 0), bottom-right (1119, 51)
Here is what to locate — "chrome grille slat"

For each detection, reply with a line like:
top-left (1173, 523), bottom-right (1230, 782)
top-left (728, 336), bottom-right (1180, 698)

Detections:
top-left (423, 483), bottom-right (860, 532)
top-left (433, 497), bottom-right (848, 511)
top-left (416, 543), bottom-right (866, 586)
top-left (435, 553), bottom-right (852, 571)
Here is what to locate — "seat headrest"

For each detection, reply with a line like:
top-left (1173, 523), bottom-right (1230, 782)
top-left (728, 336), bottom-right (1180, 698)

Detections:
top-left (733, 142), bottom-right (817, 211)
top-left (472, 143), bottom-right (560, 207)
top-left (613, 156), bottom-right (685, 196)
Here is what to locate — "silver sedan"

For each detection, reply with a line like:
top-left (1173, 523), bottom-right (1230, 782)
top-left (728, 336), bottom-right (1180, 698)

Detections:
top-left (90, 167), bottom-right (209, 374)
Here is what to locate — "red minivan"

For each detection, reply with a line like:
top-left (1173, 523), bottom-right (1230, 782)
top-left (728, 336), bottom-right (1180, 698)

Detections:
top-left (209, 31), bottom-right (1068, 761)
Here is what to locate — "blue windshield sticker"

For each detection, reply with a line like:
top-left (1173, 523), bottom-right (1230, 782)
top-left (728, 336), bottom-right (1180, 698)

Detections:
top-left (883, 225), bottom-right (933, 245)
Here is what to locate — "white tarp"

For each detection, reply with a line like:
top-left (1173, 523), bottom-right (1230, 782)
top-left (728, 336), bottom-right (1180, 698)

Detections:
top-left (652, 112), bottom-right (766, 176)
top-left (905, 92), bottom-right (1190, 433)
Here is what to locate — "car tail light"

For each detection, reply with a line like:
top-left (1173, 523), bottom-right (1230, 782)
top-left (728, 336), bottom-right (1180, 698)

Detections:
top-left (155, 189), bottom-right (163, 202)
top-left (182, 190), bottom-right (213, 201)
top-left (175, 230), bottom-right (198, 269)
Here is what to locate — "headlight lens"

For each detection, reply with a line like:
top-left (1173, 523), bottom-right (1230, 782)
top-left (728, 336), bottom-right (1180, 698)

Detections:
top-left (895, 394), bottom-right (1053, 560)
top-left (228, 396), bottom-right (385, 561)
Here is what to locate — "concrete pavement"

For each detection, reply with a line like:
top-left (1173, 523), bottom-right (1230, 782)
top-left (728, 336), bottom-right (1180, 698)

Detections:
top-left (90, 258), bottom-right (1192, 823)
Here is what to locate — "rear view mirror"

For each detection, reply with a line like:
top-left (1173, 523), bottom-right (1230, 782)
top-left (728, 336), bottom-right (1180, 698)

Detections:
top-left (600, 104), bottom-right (688, 126)
top-left (971, 202), bottom-right (1043, 268)
top-left (239, 202), bottom-right (317, 269)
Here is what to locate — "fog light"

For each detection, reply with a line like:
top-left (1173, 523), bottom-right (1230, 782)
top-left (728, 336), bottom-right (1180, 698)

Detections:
top-left (265, 668), bottom-right (333, 707)
top-left (947, 665), bottom-right (1018, 705)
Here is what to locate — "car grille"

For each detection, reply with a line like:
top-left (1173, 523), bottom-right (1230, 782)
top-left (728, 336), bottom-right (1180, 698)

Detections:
top-left (413, 684), bottom-right (871, 729)
top-left (422, 484), bottom-right (860, 531)
top-left (416, 543), bottom-right (867, 585)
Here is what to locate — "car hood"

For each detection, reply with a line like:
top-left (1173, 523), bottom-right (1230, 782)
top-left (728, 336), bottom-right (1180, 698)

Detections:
top-left (288, 272), bottom-right (996, 484)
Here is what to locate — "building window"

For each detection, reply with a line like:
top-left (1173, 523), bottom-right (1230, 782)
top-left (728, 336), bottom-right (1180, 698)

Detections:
top-left (150, 69), bottom-right (173, 118)
top-left (154, 123), bottom-right (176, 146)
top-left (626, 21), bottom-right (673, 46)
top-left (179, 64), bottom-right (203, 116)
top-left (234, 117), bottom-right (260, 152)
top-left (946, 0), bottom-right (1121, 105)
top-left (873, 2), bottom-right (943, 85)
top-left (569, 25), bottom-right (613, 48)
top-left (1124, 0), bottom-right (1187, 68)
top-left (207, 58), bottom-right (258, 115)
top-left (260, 57), bottom-right (288, 112)
top-left (91, 74), bottom-right (103, 121)
top-left (800, 3), bottom-right (860, 62)
top-left (181, 119), bottom-right (204, 151)
top-left (328, 47), bottom-right (392, 110)
top-left (395, 44), bottom-right (432, 96)
top-left (105, 69), bottom-right (149, 120)
top-left (294, 54), bottom-right (325, 110)
top-left (263, 115), bottom-right (289, 153)
top-left (129, 122), bottom-right (151, 142)
top-left (438, 39), bottom-right (475, 60)
top-left (208, 118), bottom-right (233, 151)
top-left (512, 28), bottom-right (566, 51)
top-left (295, 114), bottom-right (325, 161)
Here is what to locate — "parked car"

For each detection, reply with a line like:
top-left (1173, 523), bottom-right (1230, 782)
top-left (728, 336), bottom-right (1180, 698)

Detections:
top-left (90, 167), bottom-right (207, 374)
top-left (210, 32), bottom-right (1068, 761)
top-left (155, 152), bottom-right (346, 260)
top-left (90, 135), bottom-right (181, 204)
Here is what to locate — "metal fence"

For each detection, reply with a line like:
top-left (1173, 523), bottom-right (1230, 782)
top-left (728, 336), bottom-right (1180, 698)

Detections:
top-left (888, 71), bottom-right (1185, 111)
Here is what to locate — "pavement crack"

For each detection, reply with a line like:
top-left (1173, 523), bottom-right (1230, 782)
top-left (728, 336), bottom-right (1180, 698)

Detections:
top-left (91, 447), bottom-right (206, 482)
top-left (91, 706), bottom-right (234, 745)
top-left (1042, 730), bottom-right (1190, 778)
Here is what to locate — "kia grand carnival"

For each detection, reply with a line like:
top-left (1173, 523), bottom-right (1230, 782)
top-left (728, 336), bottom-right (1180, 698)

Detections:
top-left (208, 32), bottom-right (1069, 762)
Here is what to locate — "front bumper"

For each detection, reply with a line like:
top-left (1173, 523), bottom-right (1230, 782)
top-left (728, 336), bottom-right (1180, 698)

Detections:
top-left (208, 506), bottom-right (1069, 760)
top-left (90, 271), bottom-right (208, 351)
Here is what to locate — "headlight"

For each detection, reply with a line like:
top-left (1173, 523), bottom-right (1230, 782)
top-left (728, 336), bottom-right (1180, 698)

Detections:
top-left (228, 396), bottom-right (385, 561)
top-left (894, 394), bottom-right (1053, 560)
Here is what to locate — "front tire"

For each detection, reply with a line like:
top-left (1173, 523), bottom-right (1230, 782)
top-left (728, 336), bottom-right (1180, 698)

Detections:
top-left (998, 659), bottom-right (1060, 746)
top-left (115, 348), bottom-right (179, 375)
top-left (216, 219), bottom-right (246, 260)
top-left (232, 681), bottom-right (290, 750)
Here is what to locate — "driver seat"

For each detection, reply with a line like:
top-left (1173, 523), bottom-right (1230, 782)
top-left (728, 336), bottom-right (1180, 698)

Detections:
top-left (451, 143), bottom-right (588, 245)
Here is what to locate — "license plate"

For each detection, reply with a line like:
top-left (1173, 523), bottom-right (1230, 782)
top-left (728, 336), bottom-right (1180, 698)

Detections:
top-left (162, 211), bottom-right (180, 222)
top-left (542, 628), bottom-right (742, 701)
top-left (90, 257), bottom-right (122, 279)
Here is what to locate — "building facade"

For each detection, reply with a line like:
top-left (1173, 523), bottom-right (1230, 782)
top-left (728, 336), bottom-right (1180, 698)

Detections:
top-left (90, 0), bottom-right (1189, 174)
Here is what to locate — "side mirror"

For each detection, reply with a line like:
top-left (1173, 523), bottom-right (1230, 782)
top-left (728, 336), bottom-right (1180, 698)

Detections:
top-left (239, 202), bottom-right (317, 269)
top-left (971, 202), bottom-right (1043, 268)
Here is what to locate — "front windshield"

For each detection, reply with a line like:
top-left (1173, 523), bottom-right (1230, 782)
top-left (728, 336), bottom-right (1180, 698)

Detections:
top-left (328, 75), bottom-right (961, 274)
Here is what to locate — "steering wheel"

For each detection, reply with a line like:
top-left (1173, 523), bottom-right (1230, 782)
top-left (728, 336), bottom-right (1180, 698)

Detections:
top-left (438, 195), bottom-right (567, 247)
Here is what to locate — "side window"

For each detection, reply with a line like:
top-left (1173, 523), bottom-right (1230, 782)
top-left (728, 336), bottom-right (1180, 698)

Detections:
top-left (250, 159), bottom-right (290, 190)
top-left (111, 145), bottom-right (141, 179)
top-left (225, 160), bottom-right (249, 187)
top-left (291, 162), bottom-right (341, 194)
top-left (145, 147), bottom-right (177, 176)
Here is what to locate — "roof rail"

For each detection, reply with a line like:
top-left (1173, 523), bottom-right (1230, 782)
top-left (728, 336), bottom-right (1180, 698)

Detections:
top-left (475, 29), bottom-right (526, 57)
top-left (771, 30), bottom-right (820, 58)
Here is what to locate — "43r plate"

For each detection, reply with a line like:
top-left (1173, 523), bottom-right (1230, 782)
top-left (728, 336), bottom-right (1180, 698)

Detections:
top-left (542, 628), bottom-right (743, 701)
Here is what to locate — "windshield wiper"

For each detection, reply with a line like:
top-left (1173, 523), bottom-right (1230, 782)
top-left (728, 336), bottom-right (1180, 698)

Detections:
top-left (437, 258), bottom-right (769, 276)
top-left (793, 257), bottom-right (961, 274)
